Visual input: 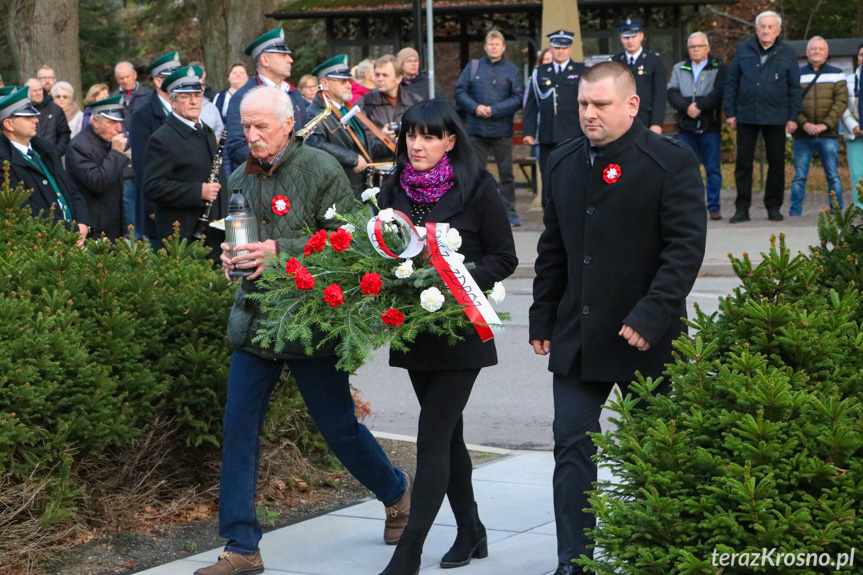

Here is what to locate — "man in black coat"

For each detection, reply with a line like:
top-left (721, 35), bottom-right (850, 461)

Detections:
top-left (26, 78), bottom-right (71, 157)
top-left (65, 95), bottom-right (128, 240)
top-left (131, 51), bottom-right (182, 243)
top-left (529, 62), bottom-right (706, 575)
top-left (143, 66), bottom-right (227, 261)
top-left (0, 86), bottom-right (90, 243)
top-left (305, 54), bottom-right (376, 199)
top-left (611, 18), bottom-right (668, 134)
top-left (523, 30), bottom-right (587, 211)
top-left (224, 28), bottom-right (307, 174)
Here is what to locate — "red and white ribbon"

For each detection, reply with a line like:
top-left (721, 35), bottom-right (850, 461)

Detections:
top-left (424, 222), bottom-right (503, 342)
top-left (366, 209), bottom-right (425, 259)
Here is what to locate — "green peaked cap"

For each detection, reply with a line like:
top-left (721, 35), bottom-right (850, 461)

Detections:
top-left (0, 87), bottom-right (40, 122)
top-left (245, 28), bottom-right (291, 59)
top-left (86, 94), bottom-right (126, 122)
top-left (312, 54), bottom-right (351, 80)
top-left (164, 65), bottom-right (204, 94)
top-left (147, 51), bottom-right (182, 78)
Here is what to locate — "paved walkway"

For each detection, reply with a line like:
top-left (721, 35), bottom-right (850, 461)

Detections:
top-left (137, 447), bottom-right (611, 575)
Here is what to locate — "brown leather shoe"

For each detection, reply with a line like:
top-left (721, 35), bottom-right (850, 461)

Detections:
top-left (383, 470), bottom-right (412, 545)
top-left (194, 551), bottom-right (264, 575)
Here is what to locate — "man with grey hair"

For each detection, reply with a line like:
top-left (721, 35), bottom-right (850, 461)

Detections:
top-left (668, 31), bottom-right (727, 219)
top-left (789, 36), bottom-right (847, 215)
top-left (197, 86), bottom-right (412, 575)
top-left (723, 10), bottom-right (801, 222)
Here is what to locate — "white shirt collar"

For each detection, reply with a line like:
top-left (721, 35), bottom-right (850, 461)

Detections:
top-left (10, 140), bottom-right (32, 157)
top-left (158, 93), bottom-right (172, 113)
top-left (627, 48), bottom-right (644, 63)
top-left (259, 74), bottom-right (290, 92)
top-left (171, 111), bottom-right (199, 130)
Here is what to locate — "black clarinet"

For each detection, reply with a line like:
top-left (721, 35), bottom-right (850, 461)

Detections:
top-left (192, 128), bottom-right (228, 240)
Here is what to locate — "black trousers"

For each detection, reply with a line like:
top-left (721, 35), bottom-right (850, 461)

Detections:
top-left (552, 366), bottom-right (670, 564)
top-left (734, 123), bottom-right (787, 211)
top-left (472, 136), bottom-right (516, 215)
top-left (406, 368), bottom-right (481, 537)
top-left (538, 143), bottom-right (556, 212)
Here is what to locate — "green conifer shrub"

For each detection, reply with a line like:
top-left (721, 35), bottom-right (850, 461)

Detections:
top-left (583, 207), bottom-right (863, 573)
top-left (0, 164), bottom-right (333, 570)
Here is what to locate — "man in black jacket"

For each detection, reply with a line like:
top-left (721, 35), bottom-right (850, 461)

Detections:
top-left (143, 65), bottom-right (227, 260)
top-left (523, 30), bottom-right (587, 211)
top-left (529, 61), bottom-right (706, 575)
top-left (0, 87), bottom-right (90, 243)
top-left (131, 51), bottom-right (182, 244)
top-left (26, 77), bottom-right (71, 157)
top-left (723, 10), bottom-right (801, 222)
top-left (114, 61), bottom-right (152, 237)
top-left (611, 18), bottom-right (668, 134)
top-left (65, 95), bottom-right (128, 240)
top-left (305, 54), bottom-right (375, 199)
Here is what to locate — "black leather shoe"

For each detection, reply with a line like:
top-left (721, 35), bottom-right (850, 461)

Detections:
top-left (767, 207), bottom-right (784, 221)
top-left (553, 564), bottom-right (582, 575)
top-left (729, 209), bottom-right (750, 223)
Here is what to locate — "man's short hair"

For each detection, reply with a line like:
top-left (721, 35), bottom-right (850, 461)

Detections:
top-left (581, 61), bottom-right (636, 96)
top-left (114, 61), bottom-right (135, 74)
top-left (37, 65), bottom-right (54, 74)
top-left (755, 10), bottom-right (782, 28)
top-left (485, 30), bottom-right (505, 43)
top-left (240, 86), bottom-right (294, 125)
top-left (806, 36), bottom-right (827, 49)
top-left (687, 32), bottom-right (709, 46)
top-left (375, 54), bottom-right (402, 77)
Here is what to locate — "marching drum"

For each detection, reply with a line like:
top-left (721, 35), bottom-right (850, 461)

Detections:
top-left (365, 162), bottom-right (396, 189)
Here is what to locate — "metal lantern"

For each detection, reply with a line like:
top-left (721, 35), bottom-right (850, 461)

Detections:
top-left (225, 191), bottom-right (259, 278)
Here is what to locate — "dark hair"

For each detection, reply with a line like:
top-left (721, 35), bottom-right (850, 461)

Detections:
top-left (380, 99), bottom-right (481, 210)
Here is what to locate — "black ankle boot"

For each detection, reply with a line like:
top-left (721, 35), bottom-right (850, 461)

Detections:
top-left (440, 503), bottom-right (488, 568)
top-left (379, 526), bottom-right (425, 575)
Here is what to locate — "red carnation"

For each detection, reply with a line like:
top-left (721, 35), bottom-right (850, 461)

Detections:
top-left (329, 228), bottom-right (352, 252)
top-left (359, 273), bottom-right (382, 295)
top-left (304, 229), bottom-right (328, 256)
top-left (323, 283), bottom-right (344, 307)
top-left (381, 308), bottom-right (405, 327)
top-left (285, 258), bottom-right (302, 275)
top-left (295, 268), bottom-right (316, 290)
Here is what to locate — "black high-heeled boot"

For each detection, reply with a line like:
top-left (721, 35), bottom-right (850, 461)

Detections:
top-left (379, 526), bottom-right (425, 575)
top-left (440, 503), bottom-right (488, 568)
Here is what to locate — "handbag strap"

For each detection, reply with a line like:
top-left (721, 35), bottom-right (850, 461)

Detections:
top-left (800, 67), bottom-right (824, 102)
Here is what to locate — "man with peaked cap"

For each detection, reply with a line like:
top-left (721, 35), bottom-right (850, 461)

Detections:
top-left (305, 54), bottom-right (377, 199)
top-left (523, 29), bottom-right (588, 211)
top-left (130, 51), bottom-right (182, 244)
top-left (223, 28), bottom-right (306, 174)
top-left (142, 65), bottom-right (227, 261)
top-left (65, 95), bottom-right (128, 240)
top-left (0, 86), bottom-right (90, 244)
top-left (612, 18), bottom-right (668, 134)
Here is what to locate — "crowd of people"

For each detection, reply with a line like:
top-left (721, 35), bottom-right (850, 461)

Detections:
top-left (1, 10), bottom-right (860, 575)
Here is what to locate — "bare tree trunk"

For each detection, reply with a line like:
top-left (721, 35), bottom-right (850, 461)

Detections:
top-left (7, 0), bottom-right (81, 98)
top-left (198, 0), bottom-right (287, 91)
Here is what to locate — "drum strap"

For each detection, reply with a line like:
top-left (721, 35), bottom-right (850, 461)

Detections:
top-left (329, 100), bottom-right (373, 162)
top-left (345, 101), bottom-right (397, 153)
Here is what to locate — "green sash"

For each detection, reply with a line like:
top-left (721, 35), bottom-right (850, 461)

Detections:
top-left (23, 148), bottom-right (72, 221)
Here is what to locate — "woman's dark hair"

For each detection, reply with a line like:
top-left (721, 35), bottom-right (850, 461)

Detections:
top-left (380, 99), bottom-right (481, 210)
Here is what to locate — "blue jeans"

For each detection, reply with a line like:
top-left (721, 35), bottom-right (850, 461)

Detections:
top-left (219, 350), bottom-right (407, 554)
top-left (123, 178), bottom-right (138, 238)
top-left (678, 131), bottom-right (722, 213)
top-left (790, 137), bottom-right (844, 215)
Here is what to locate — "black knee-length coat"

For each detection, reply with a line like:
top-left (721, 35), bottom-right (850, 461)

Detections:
top-left (380, 170), bottom-right (518, 371)
top-left (529, 120), bottom-right (707, 382)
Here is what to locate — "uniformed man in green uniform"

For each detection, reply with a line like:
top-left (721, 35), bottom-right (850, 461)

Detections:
top-left (523, 30), bottom-right (588, 211)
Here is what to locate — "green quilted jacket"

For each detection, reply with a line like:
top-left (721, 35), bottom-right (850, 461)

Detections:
top-left (226, 139), bottom-right (356, 359)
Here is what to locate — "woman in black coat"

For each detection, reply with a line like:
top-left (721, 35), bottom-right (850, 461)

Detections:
top-left (376, 99), bottom-right (518, 575)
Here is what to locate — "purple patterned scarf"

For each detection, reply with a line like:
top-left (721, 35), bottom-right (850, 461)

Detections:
top-left (400, 153), bottom-right (455, 205)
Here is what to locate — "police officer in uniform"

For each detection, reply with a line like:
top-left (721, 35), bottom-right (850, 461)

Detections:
top-left (131, 51), bottom-right (183, 244)
top-left (612, 18), bottom-right (667, 134)
top-left (305, 54), bottom-right (375, 200)
top-left (523, 30), bottom-right (587, 211)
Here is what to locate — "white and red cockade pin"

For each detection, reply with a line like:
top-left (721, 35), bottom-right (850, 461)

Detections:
top-left (272, 195), bottom-right (291, 215)
top-left (602, 164), bottom-right (622, 184)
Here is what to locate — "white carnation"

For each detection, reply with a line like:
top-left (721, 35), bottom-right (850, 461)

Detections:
top-left (444, 228), bottom-right (462, 251)
top-left (361, 187), bottom-right (380, 202)
top-left (340, 223), bottom-right (356, 233)
top-left (378, 208), bottom-right (395, 222)
top-left (490, 281), bottom-right (506, 304)
top-left (420, 287), bottom-right (445, 312)
top-left (324, 204), bottom-right (338, 220)
top-left (394, 259), bottom-right (414, 279)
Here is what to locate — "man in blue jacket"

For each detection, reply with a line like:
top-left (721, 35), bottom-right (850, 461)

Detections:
top-left (455, 30), bottom-right (524, 226)
top-left (723, 10), bottom-right (801, 222)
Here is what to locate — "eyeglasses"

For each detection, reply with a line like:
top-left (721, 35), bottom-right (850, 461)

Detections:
top-left (54, 94), bottom-right (71, 99)
top-left (37, 76), bottom-right (55, 81)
